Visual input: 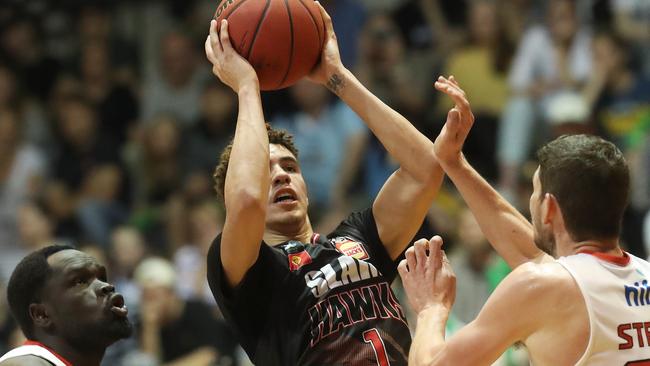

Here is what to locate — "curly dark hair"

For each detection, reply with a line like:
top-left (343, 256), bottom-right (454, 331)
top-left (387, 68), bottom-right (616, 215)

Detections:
top-left (7, 244), bottom-right (75, 339)
top-left (213, 124), bottom-right (299, 202)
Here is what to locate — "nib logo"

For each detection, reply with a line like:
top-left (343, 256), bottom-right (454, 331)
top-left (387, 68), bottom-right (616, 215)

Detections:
top-left (624, 279), bottom-right (650, 306)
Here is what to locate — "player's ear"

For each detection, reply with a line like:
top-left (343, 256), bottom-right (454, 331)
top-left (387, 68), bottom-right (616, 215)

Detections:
top-left (29, 303), bottom-right (52, 330)
top-left (542, 193), bottom-right (558, 225)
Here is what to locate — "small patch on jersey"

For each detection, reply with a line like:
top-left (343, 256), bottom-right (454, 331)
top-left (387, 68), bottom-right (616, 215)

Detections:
top-left (332, 236), bottom-right (369, 260)
top-left (288, 251), bottom-right (312, 271)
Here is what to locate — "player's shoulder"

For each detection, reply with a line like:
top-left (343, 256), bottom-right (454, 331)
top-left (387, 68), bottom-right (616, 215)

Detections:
top-left (0, 355), bottom-right (53, 365)
top-left (503, 261), bottom-right (577, 296)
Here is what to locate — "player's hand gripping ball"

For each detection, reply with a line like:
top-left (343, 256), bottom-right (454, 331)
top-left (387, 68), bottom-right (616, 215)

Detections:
top-left (214, 0), bottom-right (326, 90)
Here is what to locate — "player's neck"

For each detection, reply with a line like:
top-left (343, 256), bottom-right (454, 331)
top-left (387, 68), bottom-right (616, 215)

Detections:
top-left (35, 336), bottom-right (105, 366)
top-left (264, 219), bottom-right (314, 246)
top-left (556, 231), bottom-right (622, 257)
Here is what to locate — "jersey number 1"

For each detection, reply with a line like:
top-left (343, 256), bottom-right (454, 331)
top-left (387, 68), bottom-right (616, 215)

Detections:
top-left (363, 328), bottom-right (390, 366)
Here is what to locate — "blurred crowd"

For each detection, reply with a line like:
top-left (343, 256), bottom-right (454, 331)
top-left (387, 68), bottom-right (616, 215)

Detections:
top-left (0, 0), bottom-right (648, 365)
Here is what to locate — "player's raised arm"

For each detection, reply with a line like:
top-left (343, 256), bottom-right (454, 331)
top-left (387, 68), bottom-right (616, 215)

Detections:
top-left (399, 239), bottom-right (564, 365)
top-left (432, 77), bottom-right (551, 268)
top-left (205, 19), bottom-right (269, 287)
top-left (308, 3), bottom-right (444, 259)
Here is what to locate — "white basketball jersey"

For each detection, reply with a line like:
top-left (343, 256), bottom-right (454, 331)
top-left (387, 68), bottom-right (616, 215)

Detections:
top-left (557, 252), bottom-right (650, 366)
top-left (0, 341), bottom-right (71, 366)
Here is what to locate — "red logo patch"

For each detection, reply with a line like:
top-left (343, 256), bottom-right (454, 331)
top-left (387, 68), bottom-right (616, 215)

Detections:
top-left (333, 237), bottom-right (369, 260)
top-left (288, 251), bottom-right (312, 271)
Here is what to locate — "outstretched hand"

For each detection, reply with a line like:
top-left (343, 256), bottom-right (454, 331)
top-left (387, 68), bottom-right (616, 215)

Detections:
top-left (433, 76), bottom-right (475, 165)
top-left (398, 236), bottom-right (456, 315)
top-left (205, 19), bottom-right (258, 93)
top-left (307, 1), bottom-right (346, 93)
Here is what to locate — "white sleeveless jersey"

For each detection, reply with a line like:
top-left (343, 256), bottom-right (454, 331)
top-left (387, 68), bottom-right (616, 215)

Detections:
top-left (557, 252), bottom-right (650, 366)
top-left (0, 342), bottom-right (70, 366)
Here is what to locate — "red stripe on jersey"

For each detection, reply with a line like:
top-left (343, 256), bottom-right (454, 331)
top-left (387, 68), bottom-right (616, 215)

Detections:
top-left (23, 340), bottom-right (73, 366)
top-left (578, 250), bottom-right (631, 266)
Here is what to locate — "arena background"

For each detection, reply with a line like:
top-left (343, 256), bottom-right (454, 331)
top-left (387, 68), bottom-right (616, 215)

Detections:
top-left (0, 0), bottom-right (648, 365)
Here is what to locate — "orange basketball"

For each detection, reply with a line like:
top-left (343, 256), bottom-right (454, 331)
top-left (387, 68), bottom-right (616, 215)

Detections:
top-left (214, 0), bottom-right (325, 91)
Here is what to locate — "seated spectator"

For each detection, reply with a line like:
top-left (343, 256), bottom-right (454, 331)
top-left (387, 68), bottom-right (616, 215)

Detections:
top-left (449, 209), bottom-right (496, 324)
top-left (128, 115), bottom-right (184, 209)
top-left (436, 0), bottom-right (514, 180)
top-left (141, 31), bottom-right (209, 125)
top-left (498, 0), bottom-right (592, 201)
top-left (0, 16), bottom-right (61, 102)
top-left (174, 200), bottom-right (223, 305)
top-left (184, 81), bottom-right (237, 178)
top-left (52, 94), bottom-right (129, 247)
top-left (78, 41), bottom-right (139, 149)
top-left (130, 257), bottom-right (237, 366)
top-left (0, 107), bottom-right (46, 282)
top-left (109, 226), bottom-right (148, 312)
top-left (585, 29), bottom-right (650, 256)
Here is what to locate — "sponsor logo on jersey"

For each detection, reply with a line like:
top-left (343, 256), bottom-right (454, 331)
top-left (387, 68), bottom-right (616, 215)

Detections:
top-left (624, 279), bottom-right (650, 306)
top-left (331, 236), bottom-right (369, 260)
top-left (289, 251), bottom-right (313, 271)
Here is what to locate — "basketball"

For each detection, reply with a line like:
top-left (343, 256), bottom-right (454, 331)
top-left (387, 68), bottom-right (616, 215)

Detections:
top-left (214, 0), bottom-right (325, 91)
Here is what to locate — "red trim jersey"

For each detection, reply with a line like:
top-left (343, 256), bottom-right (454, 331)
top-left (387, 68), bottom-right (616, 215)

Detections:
top-left (0, 341), bottom-right (73, 366)
top-left (557, 251), bottom-right (650, 365)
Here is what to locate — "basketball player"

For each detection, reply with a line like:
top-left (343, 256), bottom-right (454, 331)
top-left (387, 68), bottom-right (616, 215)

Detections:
top-left (399, 78), bottom-right (650, 364)
top-left (203, 3), bottom-right (468, 365)
top-left (0, 245), bottom-right (132, 365)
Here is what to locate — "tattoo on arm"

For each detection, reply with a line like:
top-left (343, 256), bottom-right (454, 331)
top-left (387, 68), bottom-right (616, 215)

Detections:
top-left (326, 74), bottom-right (345, 94)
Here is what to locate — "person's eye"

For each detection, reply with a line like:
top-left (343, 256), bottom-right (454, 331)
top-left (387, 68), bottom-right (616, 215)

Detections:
top-left (286, 165), bottom-right (297, 173)
top-left (75, 277), bottom-right (89, 286)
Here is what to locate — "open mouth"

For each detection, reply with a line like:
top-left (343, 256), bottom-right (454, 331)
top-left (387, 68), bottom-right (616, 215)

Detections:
top-left (273, 189), bottom-right (297, 204)
top-left (109, 294), bottom-right (128, 318)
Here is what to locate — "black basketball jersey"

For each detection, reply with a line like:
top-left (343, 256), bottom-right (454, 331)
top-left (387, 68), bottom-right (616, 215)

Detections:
top-left (207, 208), bottom-right (411, 365)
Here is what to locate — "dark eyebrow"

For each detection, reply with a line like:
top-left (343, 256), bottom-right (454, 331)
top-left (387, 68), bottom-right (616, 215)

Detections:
top-left (279, 156), bottom-right (298, 165)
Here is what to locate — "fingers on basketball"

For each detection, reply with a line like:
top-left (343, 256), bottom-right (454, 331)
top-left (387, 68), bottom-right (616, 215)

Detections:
top-left (315, 2), bottom-right (334, 34)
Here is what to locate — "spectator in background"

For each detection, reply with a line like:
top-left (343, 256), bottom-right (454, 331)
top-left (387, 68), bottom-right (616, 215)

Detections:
top-left (76, 4), bottom-right (138, 87)
top-left (184, 81), bottom-right (237, 178)
top-left (109, 226), bottom-right (148, 312)
top-left (79, 41), bottom-right (139, 149)
top-left (273, 80), bottom-right (367, 228)
top-left (141, 31), bottom-right (209, 125)
top-left (545, 91), bottom-right (594, 138)
top-left (449, 209), bottom-right (496, 324)
top-left (585, 30), bottom-right (650, 150)
top-left (498, 0), bottom-right (592, 202)
top-left (585, 29), bottom-right (650, 256)
top-left (0, 16), bottom-right (61, 102)
top-left (357, 13), bottom-right (426, 122)
top-left (125, 115), bottom-right (187, 254)
top-left (52, 94), bottom-right (128, 247)
top-left (128, 115), bottom-right (184, 209)
top-left (322, 0), bottom-right (367, 68)
top-left (0, 64), bottom-right (49, 148)
top-left (0, 107), bottom-right (46, 282)
top-left (39, 181), bottom-right (82, 242)
top-left (17, 201), bottom-right (58, 251)
top-left (130, 257), bottom-right (237, 366)
top-left (355, 13), bottom-right (428, 200)
top-left (436, 0), bottom-right (513, 180)
top-left (174, 200), bottom-right (223, 305)
top-left (610, 0), bottom-right (650, 76)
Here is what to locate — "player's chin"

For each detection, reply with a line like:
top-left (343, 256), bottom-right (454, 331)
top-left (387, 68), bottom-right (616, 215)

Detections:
top-left (107, 316), bottom-right (134, 340)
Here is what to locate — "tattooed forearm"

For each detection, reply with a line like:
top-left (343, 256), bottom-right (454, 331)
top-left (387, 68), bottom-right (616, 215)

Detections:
top-left (326, 74), bottom-right (345, 94)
